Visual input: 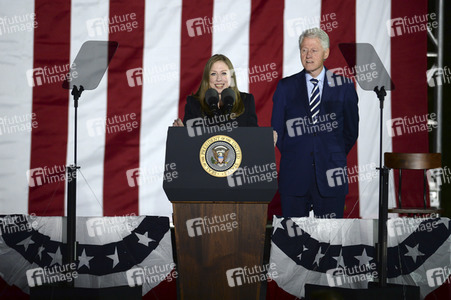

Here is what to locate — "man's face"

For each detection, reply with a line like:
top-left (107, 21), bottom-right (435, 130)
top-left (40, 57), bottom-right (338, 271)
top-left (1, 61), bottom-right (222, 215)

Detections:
top-left (300, 37), bottom-right (329, 77)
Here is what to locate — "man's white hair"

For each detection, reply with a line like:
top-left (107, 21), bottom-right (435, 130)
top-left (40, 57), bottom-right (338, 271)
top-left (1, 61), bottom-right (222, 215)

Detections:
top-left (298, 27), bottom-right (330, 50)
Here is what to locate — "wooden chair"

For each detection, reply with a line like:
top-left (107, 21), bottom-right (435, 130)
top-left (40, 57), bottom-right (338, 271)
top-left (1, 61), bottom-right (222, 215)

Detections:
top-left (384, 152), bottom-right (442, 215)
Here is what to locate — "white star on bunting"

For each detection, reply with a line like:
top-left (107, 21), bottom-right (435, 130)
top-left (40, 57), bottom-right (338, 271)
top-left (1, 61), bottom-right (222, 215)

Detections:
top-left (16, 236), bottom-right (35, 252)
top-left (78, 249), bottom-right (94, 269)
top-left (47, 246), bottom-right (63, 266)
top-left (355, 248), bottom-right (373, 267)
top-left (404, 244), bottom-right (424, 263)
top-left (313, 247), bottom-right (325, 267)
top-left (273, 217), bottom-right (285, 233)
top-left (107, 247), bottom-right (120, 268)
top-left (435, 218), bottom-right (449, 230)
top-left (37, 245), bottom-right (45, 260)
top-left (136, 232), bottom-right (155, 246)
top-left (333, 249), bottom-right (346, 268)
top-left (297, 245), bottom-right (308, 260)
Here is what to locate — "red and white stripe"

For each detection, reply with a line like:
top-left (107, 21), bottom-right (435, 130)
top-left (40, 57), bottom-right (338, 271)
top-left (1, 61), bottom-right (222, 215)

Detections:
top-left (0, 0), bottom-right (429, 219)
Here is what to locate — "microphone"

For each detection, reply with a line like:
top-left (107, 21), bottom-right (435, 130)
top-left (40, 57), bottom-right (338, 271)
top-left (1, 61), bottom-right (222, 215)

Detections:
top-left (221, 88), bottom-right (235, 115)
top-left (205, 88), bottom-right (220, 116)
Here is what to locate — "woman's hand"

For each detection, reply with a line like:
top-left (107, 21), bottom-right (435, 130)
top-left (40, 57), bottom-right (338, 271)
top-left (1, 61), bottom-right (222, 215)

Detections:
top-left (172, 118), bottom-right (184, 127)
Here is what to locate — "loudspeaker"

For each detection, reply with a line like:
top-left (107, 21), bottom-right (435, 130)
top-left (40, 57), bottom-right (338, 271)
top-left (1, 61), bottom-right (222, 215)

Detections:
top-left (305, 283), bottom-right (420, 300)
top-left (30, 285), bottom-right (142, 300)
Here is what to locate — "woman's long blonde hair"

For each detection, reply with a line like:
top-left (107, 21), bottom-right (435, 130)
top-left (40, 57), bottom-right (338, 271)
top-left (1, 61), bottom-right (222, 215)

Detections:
top-left (193, 54), bottom-right (244, 117)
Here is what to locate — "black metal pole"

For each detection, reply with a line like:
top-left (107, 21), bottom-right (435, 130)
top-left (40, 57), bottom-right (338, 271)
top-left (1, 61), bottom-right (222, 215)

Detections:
top-left (378, 166), bottom-right (389, 287)
top-left (65, 86), bottom-right (83, 286)
top-left (374, 86), bottom-right (388, 287)
top-left (66, 165), bottom-right (77, 266)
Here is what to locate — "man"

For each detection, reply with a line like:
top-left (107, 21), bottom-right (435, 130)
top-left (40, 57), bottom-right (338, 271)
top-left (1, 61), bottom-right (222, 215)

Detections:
top-left (271, 28), bottom-right (359, 218)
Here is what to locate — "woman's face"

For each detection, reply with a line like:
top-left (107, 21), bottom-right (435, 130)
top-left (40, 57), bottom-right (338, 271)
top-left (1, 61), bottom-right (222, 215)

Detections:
top-left (209, 61), bottom-right (231, 94)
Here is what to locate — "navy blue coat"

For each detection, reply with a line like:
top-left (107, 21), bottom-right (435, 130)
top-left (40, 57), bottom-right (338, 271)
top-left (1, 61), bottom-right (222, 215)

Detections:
top-left (271, 69), bottom-right (359, 197)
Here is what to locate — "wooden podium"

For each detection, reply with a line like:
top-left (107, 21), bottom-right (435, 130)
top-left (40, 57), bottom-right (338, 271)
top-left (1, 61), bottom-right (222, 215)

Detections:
top-left (163, 127), bottom-right (277, 300)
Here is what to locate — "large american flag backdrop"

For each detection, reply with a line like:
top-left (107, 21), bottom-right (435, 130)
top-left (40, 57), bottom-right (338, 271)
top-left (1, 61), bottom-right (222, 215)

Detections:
top-left (0, 0), bottom-right (435, 298)
top-left (0, 0), bottom-right (430, 220)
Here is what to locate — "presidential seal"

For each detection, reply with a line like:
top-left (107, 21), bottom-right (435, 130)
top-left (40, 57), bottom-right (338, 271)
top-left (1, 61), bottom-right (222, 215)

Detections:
top-left (199, 135), bottom-right (242, 177)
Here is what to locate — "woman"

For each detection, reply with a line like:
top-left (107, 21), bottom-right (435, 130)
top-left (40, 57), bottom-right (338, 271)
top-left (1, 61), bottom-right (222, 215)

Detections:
top-left (173, 54), bottom-right (258, 127)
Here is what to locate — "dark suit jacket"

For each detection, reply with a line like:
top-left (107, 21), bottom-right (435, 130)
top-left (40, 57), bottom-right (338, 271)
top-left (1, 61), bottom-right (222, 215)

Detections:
top-left (271, 69), bottom-right (359, 197)
top-left (182, 92), bottom-right (258, 127)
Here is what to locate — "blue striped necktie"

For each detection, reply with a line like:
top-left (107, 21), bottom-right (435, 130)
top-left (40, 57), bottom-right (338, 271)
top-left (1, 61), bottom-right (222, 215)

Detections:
top-left (310, 78), bottom-right (320, 124)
